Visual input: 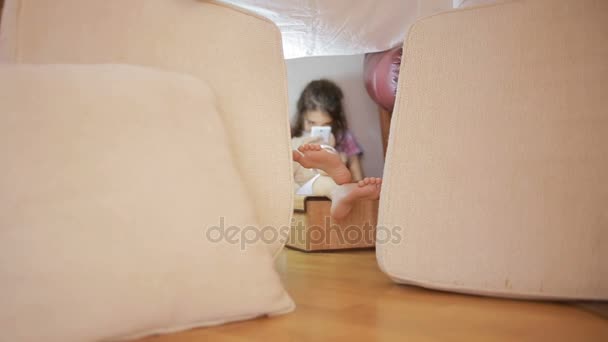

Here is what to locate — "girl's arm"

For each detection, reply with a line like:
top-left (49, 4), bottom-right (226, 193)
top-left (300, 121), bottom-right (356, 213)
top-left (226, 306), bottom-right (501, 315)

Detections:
top-left (348, 155), bottom-right (364, 182)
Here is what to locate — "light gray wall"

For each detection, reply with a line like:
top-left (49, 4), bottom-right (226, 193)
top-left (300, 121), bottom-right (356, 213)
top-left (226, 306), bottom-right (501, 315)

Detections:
top-left (286, 55), bottom-right (385, 177)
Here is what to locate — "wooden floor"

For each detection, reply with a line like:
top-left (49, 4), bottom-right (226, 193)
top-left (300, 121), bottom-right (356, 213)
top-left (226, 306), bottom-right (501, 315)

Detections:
top-left (142, 249), bottom-right (608, 341)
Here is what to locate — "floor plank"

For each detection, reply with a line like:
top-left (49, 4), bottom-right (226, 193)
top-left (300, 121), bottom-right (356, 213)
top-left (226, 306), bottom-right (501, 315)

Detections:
top-left (141, 249), bottom-right (608, 341)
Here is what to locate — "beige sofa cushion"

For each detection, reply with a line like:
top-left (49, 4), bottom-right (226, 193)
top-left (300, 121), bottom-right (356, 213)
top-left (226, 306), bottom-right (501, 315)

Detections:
top-left (0, 65), bottom-right (294, 342)
top-left (0, 0), bottom-right (293, 256)
top-left (378, 0), bottom-right (608, 299)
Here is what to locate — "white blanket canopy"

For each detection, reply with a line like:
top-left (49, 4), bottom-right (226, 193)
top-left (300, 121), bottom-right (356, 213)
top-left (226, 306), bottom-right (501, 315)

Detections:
top-left (218, 0), bottom-right (483, 58)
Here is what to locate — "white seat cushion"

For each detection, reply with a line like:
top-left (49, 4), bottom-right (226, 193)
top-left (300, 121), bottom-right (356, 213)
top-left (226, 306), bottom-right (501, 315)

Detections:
top-left (0, 0), bottom-right (294, 256)
top-left (378, 0), bottom-right (608, 300)
top-left (0, 65), bottom-right (294, 342)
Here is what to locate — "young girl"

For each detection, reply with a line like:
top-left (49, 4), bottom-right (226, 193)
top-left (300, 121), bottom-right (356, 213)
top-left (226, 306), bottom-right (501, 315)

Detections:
top-left (291, 79), bottom-right (364, 181)
top-left (291, 79), bottom-right (380, 219)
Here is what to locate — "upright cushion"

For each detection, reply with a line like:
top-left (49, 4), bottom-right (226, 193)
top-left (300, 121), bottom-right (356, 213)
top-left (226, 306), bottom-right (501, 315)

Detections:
top-left (0, 65), bottom-right (294, 342)
top-left (378, 0), bottom-right (608, 299)
top-left (0, 0), bottom-right (293, 256)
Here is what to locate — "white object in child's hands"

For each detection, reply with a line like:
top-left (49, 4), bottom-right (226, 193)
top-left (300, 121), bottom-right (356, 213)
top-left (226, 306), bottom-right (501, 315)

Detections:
top-left (310, 126), bottom-right (332, 144)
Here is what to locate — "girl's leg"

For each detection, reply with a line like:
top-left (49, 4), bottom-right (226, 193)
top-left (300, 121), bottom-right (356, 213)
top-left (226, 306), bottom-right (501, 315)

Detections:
top-left (329, 178), bottom-right (382, 220)
top-left (310, 176), bottom-right (382, 220)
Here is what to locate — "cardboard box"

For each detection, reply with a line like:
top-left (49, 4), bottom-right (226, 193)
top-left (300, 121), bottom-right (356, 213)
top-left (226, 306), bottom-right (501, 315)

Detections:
top-left (287, 197), bottom-right (378, 252)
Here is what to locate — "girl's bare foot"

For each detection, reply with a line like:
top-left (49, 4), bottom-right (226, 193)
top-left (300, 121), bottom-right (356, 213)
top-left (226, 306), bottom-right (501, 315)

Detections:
top-left (292, 144), bottom-right (352, 185)
top-left (330, 177), bottom-right (382, 219)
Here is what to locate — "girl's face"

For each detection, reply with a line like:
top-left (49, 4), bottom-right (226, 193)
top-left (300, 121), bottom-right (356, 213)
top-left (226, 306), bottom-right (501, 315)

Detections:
top-left (303, 110), bottom-right (333, 132)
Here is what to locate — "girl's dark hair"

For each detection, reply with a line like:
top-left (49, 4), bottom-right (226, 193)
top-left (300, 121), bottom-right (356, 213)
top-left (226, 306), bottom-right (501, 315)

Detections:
top-left (292, 79), bottom-right (348, 145)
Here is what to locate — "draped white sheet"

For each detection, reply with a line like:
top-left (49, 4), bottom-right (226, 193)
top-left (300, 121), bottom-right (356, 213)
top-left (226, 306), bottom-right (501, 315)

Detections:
top-left (218, 0), bottom-right (499, 59)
